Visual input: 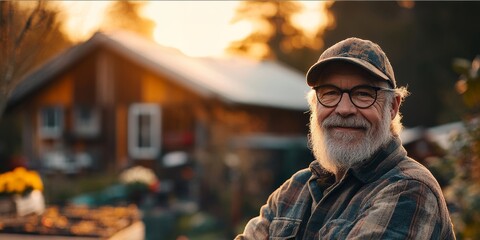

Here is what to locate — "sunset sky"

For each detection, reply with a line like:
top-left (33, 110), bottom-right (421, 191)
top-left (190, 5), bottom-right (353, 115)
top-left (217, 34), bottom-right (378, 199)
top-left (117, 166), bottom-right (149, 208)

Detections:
top-left (55, 1), bottom-right (331, 57)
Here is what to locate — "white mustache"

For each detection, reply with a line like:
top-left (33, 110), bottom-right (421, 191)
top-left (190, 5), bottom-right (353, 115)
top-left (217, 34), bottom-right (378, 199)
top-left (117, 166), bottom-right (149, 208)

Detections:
top-left (322, 114), bottom-right (370, 129)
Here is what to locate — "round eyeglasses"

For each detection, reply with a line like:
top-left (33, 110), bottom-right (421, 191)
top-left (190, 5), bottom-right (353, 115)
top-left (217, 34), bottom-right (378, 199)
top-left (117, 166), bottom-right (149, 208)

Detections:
top-left (313, 84), bottom-right (395, 109)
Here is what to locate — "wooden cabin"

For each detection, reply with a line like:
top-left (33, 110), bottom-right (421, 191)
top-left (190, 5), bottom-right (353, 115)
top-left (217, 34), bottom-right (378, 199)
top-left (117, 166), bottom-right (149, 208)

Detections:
top-left (4, 31), bottom-right (312, 183)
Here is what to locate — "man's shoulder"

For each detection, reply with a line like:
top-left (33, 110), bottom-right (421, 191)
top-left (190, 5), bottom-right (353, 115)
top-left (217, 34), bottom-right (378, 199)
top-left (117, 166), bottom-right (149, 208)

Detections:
top-left (386, 157), bottom-right (443, 194)
top-left (396, 158), bottom-right (437, 180)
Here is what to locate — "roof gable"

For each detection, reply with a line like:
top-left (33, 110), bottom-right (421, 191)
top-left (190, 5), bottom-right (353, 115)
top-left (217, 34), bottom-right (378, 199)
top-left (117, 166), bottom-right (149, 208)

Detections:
top-left (8, 31), bottom-right (310, 111)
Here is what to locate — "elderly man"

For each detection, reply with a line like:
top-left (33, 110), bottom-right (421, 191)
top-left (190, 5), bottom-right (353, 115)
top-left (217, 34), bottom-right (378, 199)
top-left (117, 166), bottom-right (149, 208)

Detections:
top-left (236, 38), bottom-right (455, 239)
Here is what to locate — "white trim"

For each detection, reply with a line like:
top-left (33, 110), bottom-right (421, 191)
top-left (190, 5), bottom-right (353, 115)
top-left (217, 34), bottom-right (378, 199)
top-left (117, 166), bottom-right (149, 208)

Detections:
top-left (128, 103), bottom-right (161, 159)
top-left (39, 106), bottom-right (63, 139)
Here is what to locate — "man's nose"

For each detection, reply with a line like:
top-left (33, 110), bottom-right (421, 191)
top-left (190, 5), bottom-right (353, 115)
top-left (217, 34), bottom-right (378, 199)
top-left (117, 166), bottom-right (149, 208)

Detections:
top-left (335, 93), bottom-right (357, 116)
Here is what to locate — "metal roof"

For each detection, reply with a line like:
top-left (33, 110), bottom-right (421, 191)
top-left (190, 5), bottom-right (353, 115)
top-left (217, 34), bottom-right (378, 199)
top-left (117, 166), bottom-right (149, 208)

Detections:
top-left (400, 121), bottom-right (465, 149)
top-left (8, 31), bottom-right (310, 111)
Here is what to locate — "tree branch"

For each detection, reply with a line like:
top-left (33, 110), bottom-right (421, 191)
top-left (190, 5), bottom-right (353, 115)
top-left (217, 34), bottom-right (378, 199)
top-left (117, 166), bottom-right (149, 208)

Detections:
top-left (15, 1), bottom-right (43, 48)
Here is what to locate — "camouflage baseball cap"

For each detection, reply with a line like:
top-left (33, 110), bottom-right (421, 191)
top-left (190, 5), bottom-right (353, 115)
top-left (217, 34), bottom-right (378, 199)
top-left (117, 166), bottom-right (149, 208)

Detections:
top-left (306, 37), bottom-right (396, 88)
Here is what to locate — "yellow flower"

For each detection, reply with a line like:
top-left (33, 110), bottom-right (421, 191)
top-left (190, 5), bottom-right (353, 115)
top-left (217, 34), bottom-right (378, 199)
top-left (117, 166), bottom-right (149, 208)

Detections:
top-left (0, 168), bottom-right (44, 195)
top-left (29, 171), bottom-right (44, 191)
top-left (13, 167), bottom-right (27, 175)
top-left (0, 178), bottom-right (5, 193)
top-left (14, 180), bottom-right (26, 194)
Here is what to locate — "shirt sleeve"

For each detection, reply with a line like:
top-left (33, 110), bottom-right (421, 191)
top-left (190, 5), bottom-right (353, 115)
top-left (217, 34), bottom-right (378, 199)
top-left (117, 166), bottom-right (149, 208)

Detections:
top-left (320, 179), bottom-right (442, 239)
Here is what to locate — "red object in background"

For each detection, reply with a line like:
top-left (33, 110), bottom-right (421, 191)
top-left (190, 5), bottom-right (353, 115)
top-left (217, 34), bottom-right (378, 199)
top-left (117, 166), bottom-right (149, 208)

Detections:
top-left (149, 180), bottom-right (160, 193)
top-left (163, 131), bottom-right (194, 149)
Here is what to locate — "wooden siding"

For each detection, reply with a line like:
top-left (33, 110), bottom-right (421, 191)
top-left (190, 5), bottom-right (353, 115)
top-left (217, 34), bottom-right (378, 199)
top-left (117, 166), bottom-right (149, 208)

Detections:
top-left (115, 104), bottom-right (128, 168)
top-left (25, 74), bottom-right (73, 161)
top-left (30, 75), bottom-right (73, 108)
top-left (142, 74), bottom-right (168, 103)
top-left (141, 71), bottom-right (200, 152)
top-left (6, 44), bottom-right (310, 173)
top-left (73, 53), bottom-right (97, 105)
top-left (111, 52), bottom-right (141, 105)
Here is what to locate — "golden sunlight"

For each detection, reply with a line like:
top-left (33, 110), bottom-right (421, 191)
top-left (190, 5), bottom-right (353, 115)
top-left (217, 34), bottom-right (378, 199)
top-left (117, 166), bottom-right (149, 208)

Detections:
top-left (54, 1), bottom-right (113, 42)
top-left (55, 1), bottom-right (332, 57)
top-left (141, 1), bottom-right (251, 57)
top-left (291, 1), bottom-right (334, 39)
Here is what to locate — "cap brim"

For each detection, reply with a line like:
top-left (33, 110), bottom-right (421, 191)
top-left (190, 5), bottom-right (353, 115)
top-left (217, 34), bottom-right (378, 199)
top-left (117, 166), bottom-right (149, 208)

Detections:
top-left (306, 57), bottom-right (390, 87)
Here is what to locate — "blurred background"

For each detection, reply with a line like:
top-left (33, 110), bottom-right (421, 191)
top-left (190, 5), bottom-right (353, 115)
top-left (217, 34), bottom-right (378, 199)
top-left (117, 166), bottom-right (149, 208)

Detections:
top-left (0, 1), bottom-right (479, 239)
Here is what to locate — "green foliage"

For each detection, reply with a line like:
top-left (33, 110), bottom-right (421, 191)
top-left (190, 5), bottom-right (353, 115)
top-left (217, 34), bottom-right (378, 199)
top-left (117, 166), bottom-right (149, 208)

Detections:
top-left (441, 120), bottom-right (480, 239)
top-left (453, 56), bottom-right (480, 114)
top-left (428, 56), bottom-right (480, 239)
top-left (42, 172), bottom-right (118, 205)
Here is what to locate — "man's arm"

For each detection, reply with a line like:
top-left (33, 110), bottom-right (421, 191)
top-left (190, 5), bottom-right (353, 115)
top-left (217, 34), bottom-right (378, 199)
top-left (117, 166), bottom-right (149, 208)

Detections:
top-left (235, 172), bottom-right (307, 240)
top-left (319, 179), bottom-right (443, 239)
top-left (235, 168), bottom-right (313, 239)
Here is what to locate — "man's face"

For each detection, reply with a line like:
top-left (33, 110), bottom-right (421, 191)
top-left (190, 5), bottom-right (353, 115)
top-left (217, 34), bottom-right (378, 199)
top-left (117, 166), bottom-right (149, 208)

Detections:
top-left (309, 63), bottom-right (398, 173)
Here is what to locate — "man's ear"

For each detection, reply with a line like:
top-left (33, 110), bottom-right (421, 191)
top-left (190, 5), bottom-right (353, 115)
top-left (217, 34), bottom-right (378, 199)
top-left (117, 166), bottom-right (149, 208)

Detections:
top-left (391, 95), bottom-right (401, 119)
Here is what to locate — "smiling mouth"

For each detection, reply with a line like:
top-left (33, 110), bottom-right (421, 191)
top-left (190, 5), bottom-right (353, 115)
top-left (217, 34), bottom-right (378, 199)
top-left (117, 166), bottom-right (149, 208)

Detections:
top-left (330, 126), bottom-right (367, 132)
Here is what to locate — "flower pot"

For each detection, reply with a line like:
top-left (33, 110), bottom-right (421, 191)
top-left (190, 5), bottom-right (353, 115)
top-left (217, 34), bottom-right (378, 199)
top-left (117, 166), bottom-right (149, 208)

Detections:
top-left (13, 190), bottom-right (45, 217)
top-left (0, 190), bottom-right (46, 217)
top-left (0, 196), bottom-right (16, 215)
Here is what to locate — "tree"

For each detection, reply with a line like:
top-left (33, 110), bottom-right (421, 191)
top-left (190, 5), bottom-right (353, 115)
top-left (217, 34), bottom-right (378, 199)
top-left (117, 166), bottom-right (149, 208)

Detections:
top-left (426, 56), bottom-right (480, 239)
top-left (0, 1), bottom-right (71, 119)
top-left (101, 1), bottom-right (155, 39)
top-left (227, 0), bottom-right (327, 72)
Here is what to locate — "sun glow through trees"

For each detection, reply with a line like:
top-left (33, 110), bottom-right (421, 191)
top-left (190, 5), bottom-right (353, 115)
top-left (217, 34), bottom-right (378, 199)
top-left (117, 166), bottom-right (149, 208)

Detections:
top-left (56, 1), bottom-right (332, 57)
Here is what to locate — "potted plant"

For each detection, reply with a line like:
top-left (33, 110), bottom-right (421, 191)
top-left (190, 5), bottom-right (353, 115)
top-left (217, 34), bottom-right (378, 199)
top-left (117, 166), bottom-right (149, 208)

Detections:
top-left (0, 167), bottom-right (45, 216)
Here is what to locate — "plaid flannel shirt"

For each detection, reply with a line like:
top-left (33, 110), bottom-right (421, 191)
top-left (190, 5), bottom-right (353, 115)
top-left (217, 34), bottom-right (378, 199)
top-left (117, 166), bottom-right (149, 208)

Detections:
top-left (236, 137), bottom-right (455, 240)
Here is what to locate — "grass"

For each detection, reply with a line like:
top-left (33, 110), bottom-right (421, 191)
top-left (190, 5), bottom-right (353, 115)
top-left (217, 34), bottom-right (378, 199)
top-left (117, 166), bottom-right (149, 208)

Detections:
top-left (42, 172), bottom-right (118, 205)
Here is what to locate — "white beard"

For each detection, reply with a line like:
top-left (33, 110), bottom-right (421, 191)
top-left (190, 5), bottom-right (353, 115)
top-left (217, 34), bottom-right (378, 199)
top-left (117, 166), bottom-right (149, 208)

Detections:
top-left (309, 104), bottom-right (393, 174)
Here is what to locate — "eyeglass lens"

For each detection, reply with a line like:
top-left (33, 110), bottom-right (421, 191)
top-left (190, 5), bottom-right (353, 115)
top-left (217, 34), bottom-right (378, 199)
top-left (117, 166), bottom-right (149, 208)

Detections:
top-left (315, 85), bottom-right (378, 108)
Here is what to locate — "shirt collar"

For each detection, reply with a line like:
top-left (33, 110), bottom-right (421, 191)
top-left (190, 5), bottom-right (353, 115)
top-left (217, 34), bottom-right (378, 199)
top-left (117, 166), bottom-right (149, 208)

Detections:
top-left (350, 137), bottom-right (406, 183)
top-left (309, 161), bottom-right (335, 186)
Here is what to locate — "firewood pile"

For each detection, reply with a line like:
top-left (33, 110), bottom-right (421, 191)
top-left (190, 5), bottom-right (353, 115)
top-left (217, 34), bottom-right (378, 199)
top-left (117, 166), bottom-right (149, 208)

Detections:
top-left (0, 204), bottom-right (140, 238)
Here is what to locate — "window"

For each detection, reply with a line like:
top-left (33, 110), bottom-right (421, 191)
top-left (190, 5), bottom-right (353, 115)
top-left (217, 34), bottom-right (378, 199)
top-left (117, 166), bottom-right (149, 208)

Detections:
top-left (128, 103), bottom-right (161, 159)
top-left (39, 106), bottom-right (63, 139)
top-left (73, 106), bottom-right (100, 137)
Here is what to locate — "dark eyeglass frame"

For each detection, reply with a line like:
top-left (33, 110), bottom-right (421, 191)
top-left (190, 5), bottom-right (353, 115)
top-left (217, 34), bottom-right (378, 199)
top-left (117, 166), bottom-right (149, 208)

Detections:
top-left (313, 84), bottom-right (395, 109)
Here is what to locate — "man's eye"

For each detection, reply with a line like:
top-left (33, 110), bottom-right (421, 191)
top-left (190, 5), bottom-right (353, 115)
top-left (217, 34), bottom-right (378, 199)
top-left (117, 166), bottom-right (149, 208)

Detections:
top-left (321, 90), bottom-right (340, 96)
top-left (358, 91), bottom-right (374, 97)
top-left (353, 90), bottom-right (375, 98)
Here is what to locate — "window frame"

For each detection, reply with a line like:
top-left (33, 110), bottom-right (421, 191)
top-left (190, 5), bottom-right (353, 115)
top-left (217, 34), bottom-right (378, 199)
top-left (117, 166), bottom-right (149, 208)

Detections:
top-left (128, 103), bottom-right (161, 159)
top-left (39, 106), bottom-right (64, 139)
